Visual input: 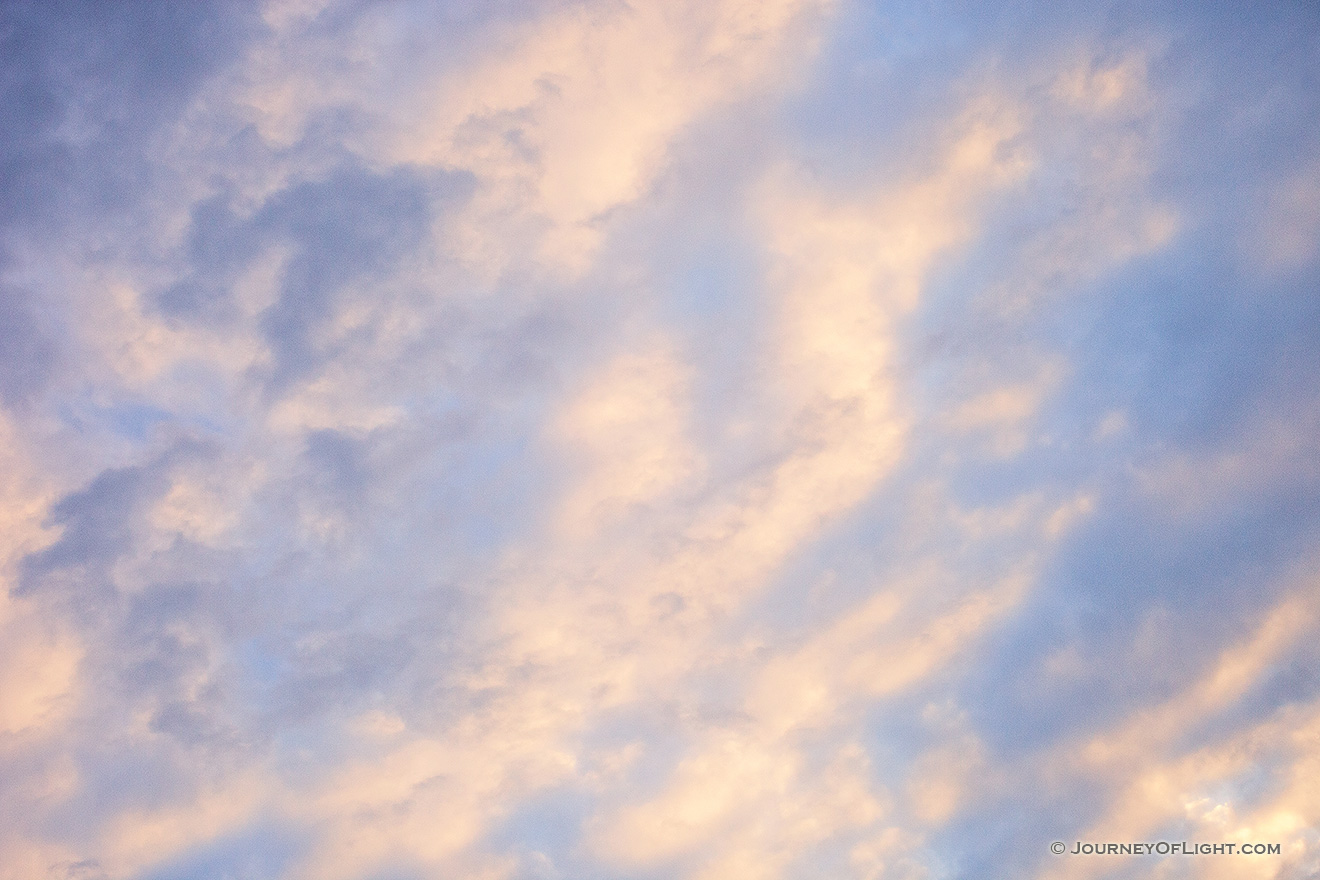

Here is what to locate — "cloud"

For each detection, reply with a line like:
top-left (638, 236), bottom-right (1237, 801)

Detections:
top-left (2, 1), bottom-right (1320, 879)
top-left (0, 278), bottom-right (59, 409)
top-left (1246, 155), bottom-right (1320, 273)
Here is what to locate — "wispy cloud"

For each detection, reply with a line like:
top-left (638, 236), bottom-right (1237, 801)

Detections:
top-left (2, 1), bottom-right (1319, 879)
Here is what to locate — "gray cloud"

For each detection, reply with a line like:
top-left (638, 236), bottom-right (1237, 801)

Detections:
top-left (159, 162), bottom-right (469, 386)
top-left (0, 1), bottom-right (260, 233)
top-left (0, 276), bottom-right (58, 409)
top-left (17, 460), bottom-right (173, 602)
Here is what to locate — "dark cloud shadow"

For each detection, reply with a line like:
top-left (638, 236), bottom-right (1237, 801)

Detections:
top-left (0, 276), bottom-right (58, 408)
top-left (0, 0), bottom-right (261, 232)
top-left (158, 161), bottom-right (470, 387)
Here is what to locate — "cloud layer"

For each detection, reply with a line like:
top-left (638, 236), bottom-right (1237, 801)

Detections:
top-left (2, 1), bottom-right (1319, 878)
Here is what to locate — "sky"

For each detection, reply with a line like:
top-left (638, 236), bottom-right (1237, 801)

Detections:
top-left (1, 1), bottom-right (1319, 878)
